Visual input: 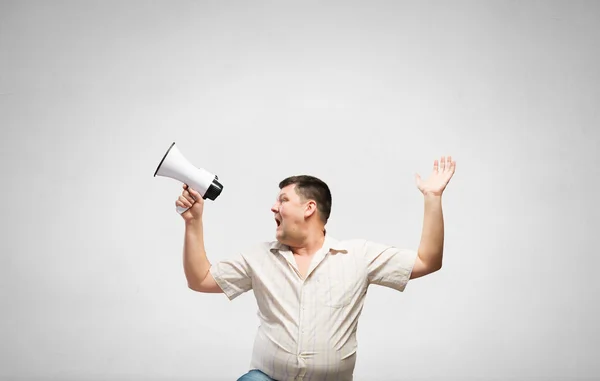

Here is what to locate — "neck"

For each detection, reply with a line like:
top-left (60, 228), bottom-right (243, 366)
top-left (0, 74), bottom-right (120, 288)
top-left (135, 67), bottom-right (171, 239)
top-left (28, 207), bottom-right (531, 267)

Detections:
top-left (289, 229), bottom-right (326, 256)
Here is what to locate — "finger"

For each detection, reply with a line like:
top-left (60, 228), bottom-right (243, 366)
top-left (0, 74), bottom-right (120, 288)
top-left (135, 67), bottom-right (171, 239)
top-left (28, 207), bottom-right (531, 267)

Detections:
top-left (185, 195), bottom-right (196, 205)
top-left (181, 189), bottom-right (190, 203)
top-left (180, 195), bottom-right (193, 208)
top-left (185, 189), bottom-right (197, 202)
top-left (182, 188), bottom-right (197, 202)
top-left (447, 156), bottom-right (453, 172)
top-left (440, 156), bottom-right (446, 171)
top-left (183, 183), bottom-right (188, 189)
top-left (179, 195), bottom-right (193, 208)
top-left (433, 159), bottom-right (439, 173)
top-left (188, 188), bottom-right (202, 201)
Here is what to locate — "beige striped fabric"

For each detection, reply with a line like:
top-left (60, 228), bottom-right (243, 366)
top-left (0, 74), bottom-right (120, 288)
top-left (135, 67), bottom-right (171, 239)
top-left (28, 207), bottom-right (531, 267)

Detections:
top-left (210, 234), bottom-right (417, 381)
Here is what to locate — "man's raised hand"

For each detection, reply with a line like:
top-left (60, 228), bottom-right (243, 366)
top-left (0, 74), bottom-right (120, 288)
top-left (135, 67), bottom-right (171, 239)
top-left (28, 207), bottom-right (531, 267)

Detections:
top-left (177, 184), bottom-right (205, 222)
top-left (415, 156), bottom-right (456, 197)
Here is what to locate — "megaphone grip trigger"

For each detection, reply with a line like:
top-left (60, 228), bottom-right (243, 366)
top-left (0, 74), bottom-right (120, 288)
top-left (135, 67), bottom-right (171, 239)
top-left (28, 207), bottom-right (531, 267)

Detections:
top-left (176, 205), bottom-right (190, 214)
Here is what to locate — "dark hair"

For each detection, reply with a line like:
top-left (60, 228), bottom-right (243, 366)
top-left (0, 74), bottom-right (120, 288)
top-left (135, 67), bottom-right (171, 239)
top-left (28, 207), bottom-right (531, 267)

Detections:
top-left (279, 175), bottom-right (332, 224)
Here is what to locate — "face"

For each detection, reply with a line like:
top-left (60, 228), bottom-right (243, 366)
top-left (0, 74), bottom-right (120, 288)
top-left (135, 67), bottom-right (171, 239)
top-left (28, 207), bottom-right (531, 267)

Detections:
top-left (270, 184), bottom-right (316, 244)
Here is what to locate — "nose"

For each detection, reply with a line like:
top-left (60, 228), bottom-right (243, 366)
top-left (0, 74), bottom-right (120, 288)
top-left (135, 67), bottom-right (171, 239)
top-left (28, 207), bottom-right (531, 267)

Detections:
top-left (271, 202), bottom-right (279, 214)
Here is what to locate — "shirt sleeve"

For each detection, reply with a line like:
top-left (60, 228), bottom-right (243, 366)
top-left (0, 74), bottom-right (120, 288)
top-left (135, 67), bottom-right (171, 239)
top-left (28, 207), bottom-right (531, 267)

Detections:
top-left (209, 252), bottom-right (253, 300)
top-left (362, 240), bottom-right (418, 292)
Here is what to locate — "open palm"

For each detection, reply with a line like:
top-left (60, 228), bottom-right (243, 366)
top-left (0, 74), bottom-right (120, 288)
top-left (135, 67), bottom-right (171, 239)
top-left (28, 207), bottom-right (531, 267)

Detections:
top-left (415, 156), bottom-right (456, 196)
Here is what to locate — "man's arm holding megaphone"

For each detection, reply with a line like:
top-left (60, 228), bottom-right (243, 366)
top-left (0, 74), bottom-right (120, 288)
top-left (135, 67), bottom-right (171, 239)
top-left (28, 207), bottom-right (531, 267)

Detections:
top-left (176, 184), bottom-right (224, 293)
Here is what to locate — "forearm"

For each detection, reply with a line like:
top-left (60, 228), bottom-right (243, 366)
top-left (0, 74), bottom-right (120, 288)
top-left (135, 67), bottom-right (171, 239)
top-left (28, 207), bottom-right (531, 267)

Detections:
top-left (183, 220), bottom-right (212, 288)
top-left (417, 194), bottom-right (444, 269)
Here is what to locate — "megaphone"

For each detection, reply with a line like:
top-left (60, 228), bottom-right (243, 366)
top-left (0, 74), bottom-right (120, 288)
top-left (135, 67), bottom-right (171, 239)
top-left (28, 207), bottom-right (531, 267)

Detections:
top-left (154, 142), bottom-right (223, 214)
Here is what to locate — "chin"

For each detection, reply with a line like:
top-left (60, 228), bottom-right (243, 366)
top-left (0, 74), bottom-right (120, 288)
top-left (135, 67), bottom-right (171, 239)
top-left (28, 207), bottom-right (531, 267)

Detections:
top-left (275, 232), bottom-right (287, 244)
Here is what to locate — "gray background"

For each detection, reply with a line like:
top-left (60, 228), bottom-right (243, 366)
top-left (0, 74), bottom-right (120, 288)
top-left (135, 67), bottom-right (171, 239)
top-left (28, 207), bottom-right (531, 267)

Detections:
top-left (1, 1), bottom-right (599, 380)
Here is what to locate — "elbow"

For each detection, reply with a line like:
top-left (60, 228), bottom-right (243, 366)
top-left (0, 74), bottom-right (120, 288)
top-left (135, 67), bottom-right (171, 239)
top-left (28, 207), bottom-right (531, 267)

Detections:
top-left (422, 263), bottom-right (442, 278)
top-left (431, 250), bottom-right (443, 272)
top-left (187, 280), bottom-right (202, 292)
top-left (430, 256), bottom-right (443, 272)
top-left (426, 259), bottom-right (443, 275)
top-left (416, 250), bottom-right (443, 274)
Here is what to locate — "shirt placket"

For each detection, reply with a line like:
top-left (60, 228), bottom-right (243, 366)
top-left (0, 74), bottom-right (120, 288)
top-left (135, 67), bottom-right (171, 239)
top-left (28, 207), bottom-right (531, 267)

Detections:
top-left (279, 246), bottom-right (330, 381)
top-left (296, 281), bottom-right (307, 380)
top-left (296, 252), bottom-right (328, 381)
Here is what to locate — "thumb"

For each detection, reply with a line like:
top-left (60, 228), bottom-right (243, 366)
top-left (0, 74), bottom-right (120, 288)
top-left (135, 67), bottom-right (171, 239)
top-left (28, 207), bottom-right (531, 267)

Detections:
top-left (188, 188), bottom-right (200, 200)
top-left (415, 173), bottom-right (421, 185)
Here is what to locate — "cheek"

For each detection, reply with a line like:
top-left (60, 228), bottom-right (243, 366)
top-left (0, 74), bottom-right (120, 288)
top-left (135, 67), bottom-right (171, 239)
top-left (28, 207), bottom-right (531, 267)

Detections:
top-left (276, 205), bottom-right (285, 220)
top-left (279, 205), bottom-right (295, 221)
top-left (280, 204), bottom-right (290, 216)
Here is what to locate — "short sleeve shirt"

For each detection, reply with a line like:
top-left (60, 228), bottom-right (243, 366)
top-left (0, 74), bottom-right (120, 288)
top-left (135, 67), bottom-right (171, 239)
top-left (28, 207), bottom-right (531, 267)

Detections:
top-left (209, 235), bottom-right (417, 381)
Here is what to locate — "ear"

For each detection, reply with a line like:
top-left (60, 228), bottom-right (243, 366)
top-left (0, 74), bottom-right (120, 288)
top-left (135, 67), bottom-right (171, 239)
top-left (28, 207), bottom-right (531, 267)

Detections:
top-left (304, 200), bottom-right (317, 218)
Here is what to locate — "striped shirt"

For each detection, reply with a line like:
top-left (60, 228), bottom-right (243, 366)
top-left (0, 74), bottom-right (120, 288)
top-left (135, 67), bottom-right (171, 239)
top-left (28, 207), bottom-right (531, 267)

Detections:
top-left (210, 234), bottom-right (417, 381)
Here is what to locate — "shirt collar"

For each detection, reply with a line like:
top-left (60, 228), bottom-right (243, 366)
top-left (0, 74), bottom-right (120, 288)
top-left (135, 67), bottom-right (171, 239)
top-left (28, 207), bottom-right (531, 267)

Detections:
top-left (269, 234), bottom-right (347, 254)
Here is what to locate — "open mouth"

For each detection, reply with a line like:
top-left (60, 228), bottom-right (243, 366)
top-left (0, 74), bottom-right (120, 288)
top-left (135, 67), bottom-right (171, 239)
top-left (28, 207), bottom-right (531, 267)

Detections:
top-left (275, 217), bottom-right (281, 227)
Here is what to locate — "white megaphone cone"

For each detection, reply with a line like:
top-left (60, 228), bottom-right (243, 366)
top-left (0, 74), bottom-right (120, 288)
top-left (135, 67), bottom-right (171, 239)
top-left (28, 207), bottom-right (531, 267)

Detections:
top-left (154, 142), bottom-right (223, 214)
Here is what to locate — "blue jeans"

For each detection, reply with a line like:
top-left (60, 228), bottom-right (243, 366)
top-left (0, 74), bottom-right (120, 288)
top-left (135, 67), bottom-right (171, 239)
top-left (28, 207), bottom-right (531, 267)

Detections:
top-left (236, 369), bottom-right (277, 381)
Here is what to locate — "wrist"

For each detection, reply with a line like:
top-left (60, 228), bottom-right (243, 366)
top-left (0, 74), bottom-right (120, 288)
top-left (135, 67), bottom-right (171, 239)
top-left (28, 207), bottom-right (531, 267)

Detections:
top-left (185, 219), bottom-right (204, 230)
top-left (423, 192), bottom-right (442, 201)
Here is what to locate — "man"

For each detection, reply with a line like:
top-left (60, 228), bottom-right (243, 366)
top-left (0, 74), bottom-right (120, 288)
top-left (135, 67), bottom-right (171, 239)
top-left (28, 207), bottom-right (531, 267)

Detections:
top-left (176, 156), bottom-right (456, 381)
